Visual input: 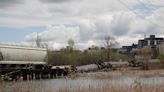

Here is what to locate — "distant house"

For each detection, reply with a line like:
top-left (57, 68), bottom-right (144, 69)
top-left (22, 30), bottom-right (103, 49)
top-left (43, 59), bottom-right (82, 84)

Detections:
top-left (86, 45), bottom-right (119, 53)
top-left (121, 44), bottom-right (137, 54)
top-left (85, 45), bottom-right (102, 53)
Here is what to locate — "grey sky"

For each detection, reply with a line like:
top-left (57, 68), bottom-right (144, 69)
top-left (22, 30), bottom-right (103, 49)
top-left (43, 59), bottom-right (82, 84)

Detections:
top-left (0, 0), bottom-right (163, 50)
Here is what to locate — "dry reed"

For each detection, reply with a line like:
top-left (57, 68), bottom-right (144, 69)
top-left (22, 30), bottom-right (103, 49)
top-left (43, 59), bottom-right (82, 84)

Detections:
top-left (0, 70), bottom-right (164, 92)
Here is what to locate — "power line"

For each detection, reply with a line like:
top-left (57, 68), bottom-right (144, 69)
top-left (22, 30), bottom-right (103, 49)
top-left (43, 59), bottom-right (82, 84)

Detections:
top-left (141, 0), bottom-right (164, 13)
top-left (117, 0), bottom-right (138, 15)
top-left (136, 0), bottom-right (164, 28)
top-left (137, 0), bottom-right (156, 10)
top-left (117, 0), bottom-right (164, 28)
top-left (145, 0), bottom-right (156, 7)
top-left (145, 0), bottom-right (164, 7)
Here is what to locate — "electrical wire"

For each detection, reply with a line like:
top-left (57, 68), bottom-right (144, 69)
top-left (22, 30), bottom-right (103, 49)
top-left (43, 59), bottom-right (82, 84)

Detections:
top-left (136, 0), bottom-right (164, 28)
top-left (117, 0), bottom-right (138, 15)
top-left (117, 0), bottom-right (164, 28)
top-left (145, 0), bottom-right (164, 7)
top-left (137, 0), bottom-right (156, 10)
top-left (145, 0), bottom-right (155, 6)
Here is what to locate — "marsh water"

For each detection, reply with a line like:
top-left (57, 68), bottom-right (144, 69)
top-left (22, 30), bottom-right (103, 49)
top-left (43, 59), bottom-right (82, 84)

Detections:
top-left (0, 75), bottom-right (164, 92)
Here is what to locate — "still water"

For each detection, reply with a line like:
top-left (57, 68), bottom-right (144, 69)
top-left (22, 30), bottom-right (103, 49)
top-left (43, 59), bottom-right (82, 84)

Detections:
top-left (0, 75), bottom-right (164, 92)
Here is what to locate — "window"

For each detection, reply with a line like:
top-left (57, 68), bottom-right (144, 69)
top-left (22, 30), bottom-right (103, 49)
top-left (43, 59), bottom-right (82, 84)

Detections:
top-left (150, 40), bottom-right (154, 45)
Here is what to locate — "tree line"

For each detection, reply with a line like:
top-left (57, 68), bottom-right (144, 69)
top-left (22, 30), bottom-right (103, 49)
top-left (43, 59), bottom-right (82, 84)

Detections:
top-left (47, 37), bottom-right (127, 66)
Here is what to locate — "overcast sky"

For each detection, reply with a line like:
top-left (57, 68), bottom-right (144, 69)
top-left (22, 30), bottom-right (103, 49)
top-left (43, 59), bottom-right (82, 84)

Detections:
top-left (0, 0), bottom-right (164, 50)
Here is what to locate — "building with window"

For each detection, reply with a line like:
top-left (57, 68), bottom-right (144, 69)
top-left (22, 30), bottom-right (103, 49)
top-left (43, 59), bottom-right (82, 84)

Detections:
top-left (138, 35), bottom-right (164, 48)
top-left (121, 44), bottom-right (138, 54)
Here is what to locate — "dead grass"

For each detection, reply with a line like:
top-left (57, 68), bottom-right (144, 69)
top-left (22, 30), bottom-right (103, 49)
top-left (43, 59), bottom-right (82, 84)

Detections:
top-left (0, 79), bottom-right (164, 92)
top-left (0, 69), bottom-right (164, 92)
top-left (57, 83), bottom-right (164, 92)
top-left (74, 69), bottom-right (164, 78)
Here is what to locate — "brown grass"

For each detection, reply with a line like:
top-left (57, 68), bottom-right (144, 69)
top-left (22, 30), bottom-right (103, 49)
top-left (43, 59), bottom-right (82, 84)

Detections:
top-left (0, 70), bottom-right (164, 92)
top-left (0, 79), bottom-right (164, 92)
top-left (57, 83), bottom-right (164, 92)
top-left (74, 69), bottom-right (164, 78)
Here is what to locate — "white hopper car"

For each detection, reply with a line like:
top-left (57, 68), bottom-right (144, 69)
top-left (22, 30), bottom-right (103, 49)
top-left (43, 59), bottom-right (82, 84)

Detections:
top-left (0, 44), bottom-right (47, 65)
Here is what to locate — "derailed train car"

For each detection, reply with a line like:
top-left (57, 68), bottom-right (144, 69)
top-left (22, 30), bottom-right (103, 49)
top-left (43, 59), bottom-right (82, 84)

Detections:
top-left (76, 64), bottom-right (99, 72)
top-left (0, 44), bottom-right (47, 69)
top-left (0, 44), bottom-right (49, 80)
top-left (0, 44), bottom-right (47, 62)
top-left (0, 44), bottom-right (72, 81)
top-left (76, 62), bottom-right (129, 72)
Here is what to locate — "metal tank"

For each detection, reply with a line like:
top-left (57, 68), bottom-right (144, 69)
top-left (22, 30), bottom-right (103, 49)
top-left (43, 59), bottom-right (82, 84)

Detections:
top-left (76, 64), bottom-right (99, 72)
top-left (0, 44), bottom-right (47, 64)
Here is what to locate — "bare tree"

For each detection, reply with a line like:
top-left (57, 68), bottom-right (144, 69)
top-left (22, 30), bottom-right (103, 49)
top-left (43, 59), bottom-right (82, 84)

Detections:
top-left (104, 36), bottom-right (118, 62)
top-left (142, 46), bottom-right (152, 70)
top-left (67, 38), bottom-right (75, 52)
top-left (41, 43), bottom-right (49, 49)
top-left (139, 46), bottom-right (152, 70)
top-left (68, 38), bottom-right (74, 48)
top-left (0, 52), bottom-right (3, 61)
top-left (36, 32), bottom-right (41, 47)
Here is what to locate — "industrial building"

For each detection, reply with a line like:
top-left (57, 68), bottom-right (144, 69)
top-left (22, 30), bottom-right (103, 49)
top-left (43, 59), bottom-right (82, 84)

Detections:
top-left (121, 35), bottom-right (164, 54)
top-left (138, 35), bottom-right (164, 48)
